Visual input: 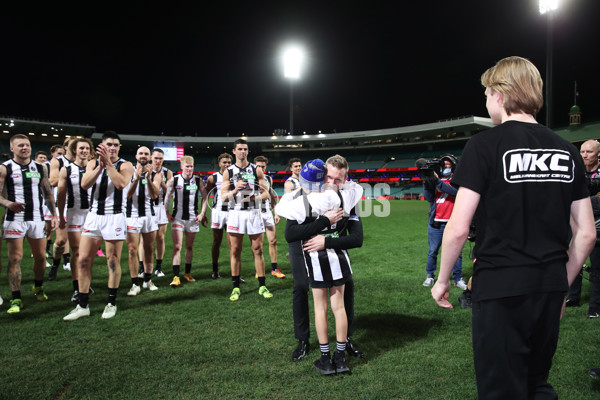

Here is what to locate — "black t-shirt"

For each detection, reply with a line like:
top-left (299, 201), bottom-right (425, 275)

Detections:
top-left (452, 121), bottom-right (589, 301)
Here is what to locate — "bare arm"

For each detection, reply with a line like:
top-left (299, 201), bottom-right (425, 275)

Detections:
top-left (162, 169), bottom-right (172, 193)
top-left (0, 165), bottom-right (24, 211)
top-left (49, 157), bottom-right (61, 187)
top-left (255, 168), bottom-right (269, 202)
top-left (164, 177), bottom-right (174, 222)
top-left (57, 167), bottom-right (68, 220)
top-left (81, 160), bottom-right (102, 190)
top-left (106, 161), bottom-right (133, 190)
top-left (431, 187), bottom-right (480, 309)
top-left (127, 165), bottom-right (141, 199)
top-left (269, 180), bottom-right (280, 224)
top-left (268, 179), bottom-right (278, 207)
top-left (40, 167), bottom-right (59, 231)
top-left (204, 174), bottom-right (215, 197)
top-left (147, 167), bottom-right (161, 200)
top-left (198, 178), bottom-right (209, 216)
top-left (567, 198), bottom-right (596, 287)
top-left (284, 179), bottom-right (294, 194)
top-left (196, 178), bottom-right (209, 226)
top-left (221, 169), bottom-right (233, 203)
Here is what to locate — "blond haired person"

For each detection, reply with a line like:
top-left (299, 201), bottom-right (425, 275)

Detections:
top-left (431, 57), bottom-right (595, 398)
top-left (164, 156), bottom-right (208, 287)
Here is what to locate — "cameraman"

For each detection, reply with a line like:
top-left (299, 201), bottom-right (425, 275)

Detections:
top-left (566, 139), bottom-right (600, 318)
top-left (421, 155), bottom-right (467, 289)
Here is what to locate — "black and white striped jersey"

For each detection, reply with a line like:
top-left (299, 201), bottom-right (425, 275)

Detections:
top-left (286, 176), bottom-right (300, 190)
top-left (89, 159), bottom-right (130, 215)
top-left (210, 171), bottom-right (227, 211)
top-left (126, 168), bottom-right (155, 218)
top-left (65, 163), bottom-right (91, 210)
top-left (227, 163), bottom-right (260, 211)
top-left (2, 159), bottom-right (45, 222)
top-left (259, 174), bottom-right (273, 212)
top-left (171, 174), bottom-right (202, 221)
top-left (151, 166), bottom-right (169, 207)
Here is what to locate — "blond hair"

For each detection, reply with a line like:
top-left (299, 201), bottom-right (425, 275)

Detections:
top-left (325, 154), bottom-right (349, 171)
top-left (180, 155), bottom-right (194, 166)
top-left (481, 56), bottom-right (544, 116)
top-left (10, 133), bottom-right (29, 146)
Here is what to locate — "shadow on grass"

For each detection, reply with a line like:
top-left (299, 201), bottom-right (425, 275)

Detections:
top-left (352, 312), bottom-right (443, 360)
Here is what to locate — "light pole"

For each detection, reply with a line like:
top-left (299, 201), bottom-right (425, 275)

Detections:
top-left (283, 46), bottom-right (304, 135)
top-left (540, 0), bottom-right (559, 128)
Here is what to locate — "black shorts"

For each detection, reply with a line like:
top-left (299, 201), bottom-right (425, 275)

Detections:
top-left (310, 274), bottom-right (351, 289)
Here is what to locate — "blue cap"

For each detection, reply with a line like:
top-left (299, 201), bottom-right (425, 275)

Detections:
top-left (299, 159), bottom-right (326, 191)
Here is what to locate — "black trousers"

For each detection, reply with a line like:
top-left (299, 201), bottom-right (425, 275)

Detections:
top-left (472, 292), bottom-right (563, 400)
top-left (289, 240), bottom-right (355, 341)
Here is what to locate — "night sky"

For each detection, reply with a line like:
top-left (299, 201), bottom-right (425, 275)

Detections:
top-left (2, 1), bottom-right (599, 137)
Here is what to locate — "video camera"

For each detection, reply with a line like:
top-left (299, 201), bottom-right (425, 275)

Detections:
top-left (415, 154), bottom-right (458, 181)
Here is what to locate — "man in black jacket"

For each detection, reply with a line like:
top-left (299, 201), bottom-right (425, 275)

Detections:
top-left (279, 154), bottom-right (364, 362)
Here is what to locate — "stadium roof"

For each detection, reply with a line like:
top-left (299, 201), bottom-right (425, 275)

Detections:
top-left (0, 116), bottom-right (95, 137)
top-left (554, 121), bottom-right (600, 142)
top-left (3, 114), bottom-right (599, 157)
top-left (0, 115), bottom-right (95, 153)
top-left (92, 115), bottom-right (496, 153)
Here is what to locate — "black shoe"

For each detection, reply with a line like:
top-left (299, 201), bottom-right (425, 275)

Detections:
top-left (458, 290), bottom-right (472, 309)
top-left (313, 356), bottom-right (335, 375)
top-left (588, 368), bottom-right (600, 379)
top-left (565, 298), bottom-right (580, 307)
top-left (292, 340), bottom-right (309, 362)
top-left (346, 337), bottom-right (363, 358)
top-left (333, 350), bottom-right (350, 374)
top-left (586, 310), bottom-right (600, 319)
top-left (48, 266), bottom-right (58, 281)
top-left (212, 271), bottom-right (221, 279)
top-left (71, 290), bottom-right (79, 303)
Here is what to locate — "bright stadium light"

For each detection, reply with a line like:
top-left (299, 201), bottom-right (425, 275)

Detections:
top-left (539, 0), bottom-right (559, 14)
top-left (539, 0), bottom-right (560, 127)
top-left (283, 46), bottom-right (304, 80)
top-left (282, 44), bottom-right (305, 135)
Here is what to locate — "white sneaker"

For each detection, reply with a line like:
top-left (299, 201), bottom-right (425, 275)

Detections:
top-left (101, 304), bottom-right (117, 319)
top-left (63, 304), bottom-right (90, 321)
top-left (422, 277), bottom-right (435, 287)
top-left (0, 294), bottom-right (3, 306)
top-left (145, 280), bottom-right (158, 291)
top-left (127, 284), bottom-right (141, 296)
top-left (63, 262), bottom-right (71, 271)
top-left (154, 270), bottom-right (165, 277)
top-left (455, 279), bottom-right (468, 290)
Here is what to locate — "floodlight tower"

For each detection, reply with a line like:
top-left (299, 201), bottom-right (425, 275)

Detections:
top-left (283, 46), bottom-right (304, 136)
top-left (540, 0), bottom-right (559, 128)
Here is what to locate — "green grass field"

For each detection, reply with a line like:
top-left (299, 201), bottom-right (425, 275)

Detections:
top-left (1, 201), bottom-right (600, 399)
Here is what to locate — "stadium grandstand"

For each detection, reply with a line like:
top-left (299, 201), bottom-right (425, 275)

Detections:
top-left (2, 107), bottom-right (599, 199)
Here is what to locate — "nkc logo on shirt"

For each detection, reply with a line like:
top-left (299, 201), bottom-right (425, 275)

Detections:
top-left (503, 148), bottom-right (574, 183)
